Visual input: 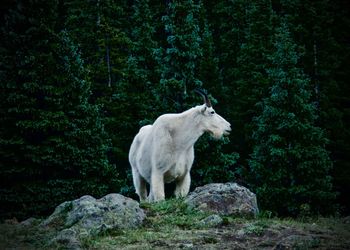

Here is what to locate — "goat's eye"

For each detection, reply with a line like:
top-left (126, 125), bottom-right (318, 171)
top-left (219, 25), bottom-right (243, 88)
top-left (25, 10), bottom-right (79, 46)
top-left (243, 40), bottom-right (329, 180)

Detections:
top-left (210, 111), bottom-right (215, 114)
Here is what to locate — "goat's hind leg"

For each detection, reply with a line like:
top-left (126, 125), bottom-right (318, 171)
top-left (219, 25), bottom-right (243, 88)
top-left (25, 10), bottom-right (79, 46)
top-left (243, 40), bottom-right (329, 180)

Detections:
top-left (131, 167), bottom-right (148, 202)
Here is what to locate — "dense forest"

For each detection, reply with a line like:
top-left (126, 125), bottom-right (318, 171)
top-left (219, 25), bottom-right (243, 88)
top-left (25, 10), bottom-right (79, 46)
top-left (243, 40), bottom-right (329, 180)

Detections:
top-left (1, 0), bottom-right (349, 220)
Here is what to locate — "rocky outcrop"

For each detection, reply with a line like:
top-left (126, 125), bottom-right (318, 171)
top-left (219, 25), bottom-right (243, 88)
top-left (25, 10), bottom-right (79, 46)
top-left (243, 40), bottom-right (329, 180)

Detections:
top-left (185, 183), bottom-right (259, 217)
top-left (15, 183), bottom-right (258, 249)
top-left (41, 193), bottom-right (145, 249)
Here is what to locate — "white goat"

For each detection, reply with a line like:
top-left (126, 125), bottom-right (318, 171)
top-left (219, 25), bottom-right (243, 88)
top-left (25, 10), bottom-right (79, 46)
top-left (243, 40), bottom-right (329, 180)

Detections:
top-left (129, 90), bottom-right (231, 202)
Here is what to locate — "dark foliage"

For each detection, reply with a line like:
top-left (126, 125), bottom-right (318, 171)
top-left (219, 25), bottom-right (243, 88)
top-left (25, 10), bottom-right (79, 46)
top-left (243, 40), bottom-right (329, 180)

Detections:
top-left (1, 0), bottom-right (349, 219)
top-left (0, 0), bottom-right (119, 219)
top-left (249, 22), bottom-right (336, 216)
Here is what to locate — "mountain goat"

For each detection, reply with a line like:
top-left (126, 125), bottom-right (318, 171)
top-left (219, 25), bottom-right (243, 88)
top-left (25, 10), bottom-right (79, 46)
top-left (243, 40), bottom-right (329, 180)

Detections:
top-left (129, 90), bottom-right (231, 202)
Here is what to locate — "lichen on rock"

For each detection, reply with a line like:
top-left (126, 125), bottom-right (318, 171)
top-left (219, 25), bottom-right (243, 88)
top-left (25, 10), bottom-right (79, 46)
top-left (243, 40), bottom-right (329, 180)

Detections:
top-left (41, 193), bottom-right (145, 248)
top-left (185, 183), bottom-right (259, 217)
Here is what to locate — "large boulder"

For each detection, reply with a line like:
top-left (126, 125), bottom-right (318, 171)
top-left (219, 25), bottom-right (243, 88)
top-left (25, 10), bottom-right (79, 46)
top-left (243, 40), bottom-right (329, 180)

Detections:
top-left (185, 183), bottom-right (259, 216)
top-left (41, 193), bottom-right (145, 248)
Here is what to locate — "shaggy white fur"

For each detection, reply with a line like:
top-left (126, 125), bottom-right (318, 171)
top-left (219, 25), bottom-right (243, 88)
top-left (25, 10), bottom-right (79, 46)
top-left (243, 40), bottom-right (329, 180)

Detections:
top-left (129, 102), bottom-right (231, 202)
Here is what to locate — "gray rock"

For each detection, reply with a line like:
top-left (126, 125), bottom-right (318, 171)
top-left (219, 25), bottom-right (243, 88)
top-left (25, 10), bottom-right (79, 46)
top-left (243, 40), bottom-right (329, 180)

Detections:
top-left (185, 183), bottom-right (259, 216)
top-left (41, 193), bottom-right (145, 244)
top-left (50, 228), bottom-right (81, 250)
top-left (199, 214), bottom-right (223, 228)
top-left (20, 217), bottom-right (41, 227)
top-left (342, 216), bottom-right (350, 224)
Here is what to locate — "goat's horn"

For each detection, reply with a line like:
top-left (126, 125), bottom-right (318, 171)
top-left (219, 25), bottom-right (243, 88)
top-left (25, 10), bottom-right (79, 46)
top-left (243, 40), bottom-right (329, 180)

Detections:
top-left (194, 88), bottom-right (212, 107)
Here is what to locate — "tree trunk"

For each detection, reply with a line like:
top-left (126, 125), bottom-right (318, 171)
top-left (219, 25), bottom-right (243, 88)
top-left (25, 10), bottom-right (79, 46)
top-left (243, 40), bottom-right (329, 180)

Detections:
top-left (313, 41), bottom-right (320, 111)
top-left (106, 38), bottom-right (112, 88)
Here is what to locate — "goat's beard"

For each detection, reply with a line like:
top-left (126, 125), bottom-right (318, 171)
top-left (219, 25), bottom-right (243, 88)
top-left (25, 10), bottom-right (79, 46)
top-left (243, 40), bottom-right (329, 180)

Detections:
top-left (209, 130), bottom-right (224, 140)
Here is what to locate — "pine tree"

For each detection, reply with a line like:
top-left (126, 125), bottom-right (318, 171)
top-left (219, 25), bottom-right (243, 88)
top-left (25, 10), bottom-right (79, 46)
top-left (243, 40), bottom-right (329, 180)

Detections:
top-left (64, 0), bottom-right (133, 193)
top-left (276, 0), bottom-right (350, 214)
top-left (0, 1), bottom-right (118, 219)
top-left (328, 0), bottom-right (350, 214)
top-left (234, 1), bottom-right (273, 122)
top-left (126, 0), bottom-right (161, 125)
top-left (155, 1), bottom-right (239, 187)
top-left (198, 21), bottom-right (221, 99)
top-left (249, 21), bottom-right (336, 216)
top-left (156, 0), bottom-right (203, 111)
top-left (110, 0), bottom-right (163, 195)
top-left (202, 1), bottom-right (274, 182)
top-left (191, 12), bottom-right (240, 187)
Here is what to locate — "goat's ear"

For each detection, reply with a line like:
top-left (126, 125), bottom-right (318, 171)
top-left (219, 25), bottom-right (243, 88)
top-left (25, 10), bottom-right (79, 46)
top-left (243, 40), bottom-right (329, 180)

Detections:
top-left (201, 106), bottom-right (207, 113)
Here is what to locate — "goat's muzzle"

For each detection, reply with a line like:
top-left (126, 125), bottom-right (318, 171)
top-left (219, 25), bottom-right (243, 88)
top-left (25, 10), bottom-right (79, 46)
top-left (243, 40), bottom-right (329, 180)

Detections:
top-left (223, 127), bottom-right (231, 136)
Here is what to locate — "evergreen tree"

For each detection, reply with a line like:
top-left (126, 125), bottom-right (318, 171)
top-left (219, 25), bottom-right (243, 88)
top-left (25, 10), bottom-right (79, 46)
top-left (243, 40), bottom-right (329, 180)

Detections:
top-left (193, 14), bottom-right (239, 187)
top-left (328, 0), bottom-right (350, 214)
top-left (156, 0), bottom-right (203, 111)
top-left (203, 0), bottom-right (273, 181)
top-left (276, 0), bottom-right (350, 213)
top-left (0, 1), bottom-right (118, 219)
top-left (230, 0), bottom-right (273, 177)
top-left (198, 22), bottom-right (221, 95)
top-left (1, 0), bottom-right (348, 218)
top-left (126, 0), bottom-right (161, 125)
top-left (64, 0), bottom-right (133, 193)
top-left (249, 22), bottom-right (336, 216)
top-left (115, 0), bottom-right (162, 194)
top-left (155, 1), bottom-right (239, 187)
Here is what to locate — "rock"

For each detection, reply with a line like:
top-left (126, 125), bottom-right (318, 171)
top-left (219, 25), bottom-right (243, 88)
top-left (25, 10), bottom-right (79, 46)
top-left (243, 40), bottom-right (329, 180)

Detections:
top-left (20, 217), bottom-right (41, 227)
top-left (185, 183), bottom-right (259, 216)
top-left (199, 214), bottom-right (223, 228)
top-left (50, 228), bottom-right (81, 250)
top-left (342, 216), bottom-right (350, 224)
top-left (4, 217), bottom-right (18, 225)
top-left (41, 193), bottom-right (145, 247)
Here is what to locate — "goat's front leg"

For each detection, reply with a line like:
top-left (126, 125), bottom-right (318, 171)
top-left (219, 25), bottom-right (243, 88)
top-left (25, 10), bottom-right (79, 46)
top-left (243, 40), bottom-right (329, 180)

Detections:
top-left (174, 172), bottom-right (191, 198)
top-left (150, 170), bottom-right (165, 202)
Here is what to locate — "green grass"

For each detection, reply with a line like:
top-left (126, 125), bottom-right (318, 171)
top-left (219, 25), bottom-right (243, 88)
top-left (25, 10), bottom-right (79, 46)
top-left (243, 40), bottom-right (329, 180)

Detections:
top-left (83, 198), bottom-right (216, 249)
top-left (0, 220), bottom-right (56, 250)
top-left (2, 199), bottom-right (350, 249)
top-left (141, 198), bottom-right (211, 229)
top-left (86, 200), bottom-right (350, 249)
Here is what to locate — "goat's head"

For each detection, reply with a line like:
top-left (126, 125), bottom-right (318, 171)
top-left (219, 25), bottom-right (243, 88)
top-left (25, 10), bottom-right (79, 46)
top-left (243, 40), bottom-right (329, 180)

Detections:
top-left (195, 89), bottom-right (231, 139)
